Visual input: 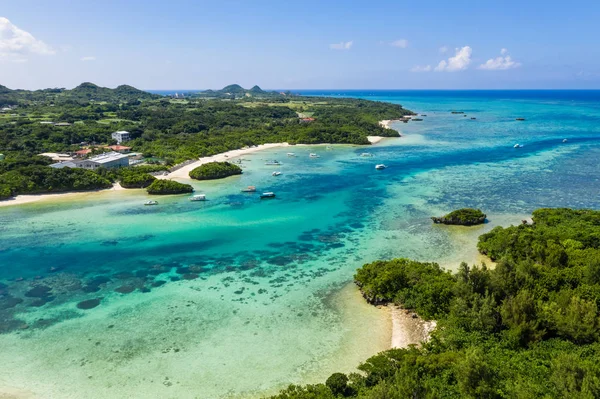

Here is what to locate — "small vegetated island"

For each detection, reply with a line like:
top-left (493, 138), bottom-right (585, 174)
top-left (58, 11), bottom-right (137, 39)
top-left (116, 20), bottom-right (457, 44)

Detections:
top-left (146, 179), bottom-right (193, 195)
top-left (189, 161), bottom-right (242, 180)
top-left (431, 208), bottom-right (487, 226)
top-left (0, 82), bottom-right (413, 199)
top-left (272, 208), bottom-right (600, 398)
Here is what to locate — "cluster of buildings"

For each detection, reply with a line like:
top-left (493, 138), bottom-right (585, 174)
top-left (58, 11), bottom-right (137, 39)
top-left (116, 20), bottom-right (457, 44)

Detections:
top-left (45, 131), bottom-right (137, 169)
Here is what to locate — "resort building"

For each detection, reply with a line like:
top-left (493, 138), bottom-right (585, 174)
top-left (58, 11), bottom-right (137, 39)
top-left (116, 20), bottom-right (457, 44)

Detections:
top-left (106, 145), bottom-right (131, 153)
top-left (111, 131), bottom-right (131, 144)
top-left (39, 152), bottom-right (74, 162)
top-left (49, 152), bottom-right (130, 170)
top-left (77, 152), bottom-right (130, 169)
top-left (74, 149), bottom-right (92, 157)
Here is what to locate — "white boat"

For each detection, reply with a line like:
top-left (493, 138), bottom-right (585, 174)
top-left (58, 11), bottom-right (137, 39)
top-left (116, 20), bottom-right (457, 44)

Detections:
top-left (360, 152), bottom-right (373, 157)
top-left (375, 164), bottom-right (387, 170)
top-left (309, 153), bottom-right (320, 158)
top-left (260, 192), bottom-right (276, 199)
top-left (189, 194), bottom-right (206, 201)
top-left (286, 153), bottom-right (296, 157)
top-left (265, 160), bottom-right (281, 165)
top-left (562, 139), bottom-right (568, 143)
top-left (272, 171), bottom-right (282, 176)
top-left (144, 200), bottom-right (158, 206)
top-left (513, 144), bottom-right (523, 148)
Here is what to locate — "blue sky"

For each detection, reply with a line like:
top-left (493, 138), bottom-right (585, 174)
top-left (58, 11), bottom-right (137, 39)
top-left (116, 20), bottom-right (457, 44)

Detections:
top-left (1, 0), bottom-right (599, 90)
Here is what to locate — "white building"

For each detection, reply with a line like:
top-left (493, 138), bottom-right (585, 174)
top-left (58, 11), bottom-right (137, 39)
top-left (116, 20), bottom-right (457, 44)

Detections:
top-left (49, 152), bottom-right (130, 170)
top-left (111, 130), bottom-right (131, 144)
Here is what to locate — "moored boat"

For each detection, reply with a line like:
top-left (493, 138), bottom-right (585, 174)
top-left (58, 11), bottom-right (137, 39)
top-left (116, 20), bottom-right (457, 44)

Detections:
top-left (189, 194), bottom-right (206, 201)
top-left (241, 186), bottom-right (256, 192)
top-left (309, 153), bottom-right (320, 158)
top-left (144, 200), bottom-right (158, 206)
top-left (375, 164), bottom-right (387, 170)
top-left (260, 192), bottom-right (276, 199)
top-left (272, 171), bottom-right (281, 176)
top-left (286, 153), bottom-right (296, 157)
top-left (514, 144), bottom-right (523, 148)
top-left (562, 139), bottom-right (568, 143)
top-left (360, 152), bottom-right (373, 157)
top-left (265, 160), bottom-right (281, 165)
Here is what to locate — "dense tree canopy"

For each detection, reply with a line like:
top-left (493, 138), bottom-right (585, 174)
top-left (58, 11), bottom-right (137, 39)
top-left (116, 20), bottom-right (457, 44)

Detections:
top-left (189, 161), bottom-right (242, 180)
top-left (271, 208), bottom-right (600, 399)
top-left (146, 179), bottom-right (193, 195)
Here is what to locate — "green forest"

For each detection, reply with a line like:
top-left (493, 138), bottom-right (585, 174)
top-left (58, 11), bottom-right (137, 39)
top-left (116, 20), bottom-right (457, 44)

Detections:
top-left (189, 161), bottom-right (242, 180)
top-left (271, 208), bottom-right (600, 399)
top-left (0, 83), bottom-right (412, 198)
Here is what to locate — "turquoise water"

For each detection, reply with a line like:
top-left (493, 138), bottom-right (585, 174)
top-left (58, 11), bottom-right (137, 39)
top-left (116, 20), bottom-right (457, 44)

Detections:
top-left (1, 91), bottom-right (600, 398)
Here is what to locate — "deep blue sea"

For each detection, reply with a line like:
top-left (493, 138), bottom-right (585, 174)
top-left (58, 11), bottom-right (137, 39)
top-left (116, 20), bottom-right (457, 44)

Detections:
top-left (1, 90), bottom-right (600, 398)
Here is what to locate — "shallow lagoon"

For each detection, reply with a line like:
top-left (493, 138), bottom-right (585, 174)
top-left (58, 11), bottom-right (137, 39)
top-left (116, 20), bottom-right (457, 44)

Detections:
top-left (1, 91), bottom-right (600, 398)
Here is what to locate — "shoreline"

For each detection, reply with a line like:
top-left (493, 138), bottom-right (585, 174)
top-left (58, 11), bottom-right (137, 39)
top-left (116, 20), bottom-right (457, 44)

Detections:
top-left (389, 305), bottom-right (436, 348)
top-left (160, 135), bottom-right (390, 180)
top-left (0, 183), bottom-right (127, 208)
top-left (0, 132), bottom-right (395, 207)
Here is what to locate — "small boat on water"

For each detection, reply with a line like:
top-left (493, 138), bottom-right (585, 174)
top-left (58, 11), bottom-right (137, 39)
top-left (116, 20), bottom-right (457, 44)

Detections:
top-left (189, 194), bottom-right (206, 201)
top-left (412, 118), bottom-right (423, 121)
top-left (286, 153), bottom-right (296, 157)
top-left (516, 118), bottom-right (526, 121)
top-left (272, 171), bottom-right (282, 176)
top-left (260, 192), bottom-right (276, 199)
top-left (241, 186), bottom-right (256, 192)
top-left (471, 117), bottom-right (477, 120)
top-left (144, 200), bottom-right (158, 206)
top-left (360, 152), bottom-right (373, 157)
top-left (265, 160), bottom-right (281, 165)
top-left (562, 139), bottom-right (568, 143)
top-left (326, 146), bottom-right (333, 150)
top-left (514, 144), bottom-right (524, 148)
top-left (309, 153), bottom-right (320, 158)
top-left (375, 164), bottom-right (387, 170)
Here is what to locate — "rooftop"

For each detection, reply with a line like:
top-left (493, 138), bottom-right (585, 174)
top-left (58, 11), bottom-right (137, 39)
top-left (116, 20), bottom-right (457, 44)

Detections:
top-left (88, 151), bottom-right (130, 164)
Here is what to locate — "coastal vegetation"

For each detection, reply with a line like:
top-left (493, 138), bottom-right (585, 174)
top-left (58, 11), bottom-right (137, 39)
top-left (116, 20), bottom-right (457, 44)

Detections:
top-left (272, 208), bottom-right (600, 399)
top-left (146, 179), bottom-right (193, 195)
top-left (0, 82), bottom-right (412, 198)
top-left (119, 170), bottom-right (156, 188)
top-left (189, 161), bottom-right (242, 180)
top-left (0, 154), bottom-right (112, 197)
top-left (431, 208), bottom-right (486, 226)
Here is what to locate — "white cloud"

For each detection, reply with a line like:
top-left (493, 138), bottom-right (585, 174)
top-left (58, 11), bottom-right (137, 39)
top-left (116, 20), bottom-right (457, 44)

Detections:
top-left (390, 39), bottom-right (408, 48)
top-left (410, 65), bottom-right (432, 72)
top-left (0, 17), bottom-right (55, 62)
top-left (478, 49), bottom-right (521, 70)
top-left (80, 56), bottom-right (96, 62)
top-left (329, 41), bottom-right (353, 50)
top-left (435, 46), bottom-right (472, 72)
top-left (439, 46), bottom-right (448, 54)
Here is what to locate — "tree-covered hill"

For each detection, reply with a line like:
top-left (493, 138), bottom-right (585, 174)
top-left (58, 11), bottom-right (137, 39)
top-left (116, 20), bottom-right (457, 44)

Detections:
top-left (272, 208), bottom-right (600, 399)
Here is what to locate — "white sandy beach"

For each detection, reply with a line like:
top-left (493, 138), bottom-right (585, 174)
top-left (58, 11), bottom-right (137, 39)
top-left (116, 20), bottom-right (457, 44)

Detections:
top-left (390, 306), bottom-right (437, 348)
top-left (0, 131), bottom-right (395, 207)
top-left (0, 183), bottom-right (126, 208)
top-left (161, 136), bottom-right (389, 180)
